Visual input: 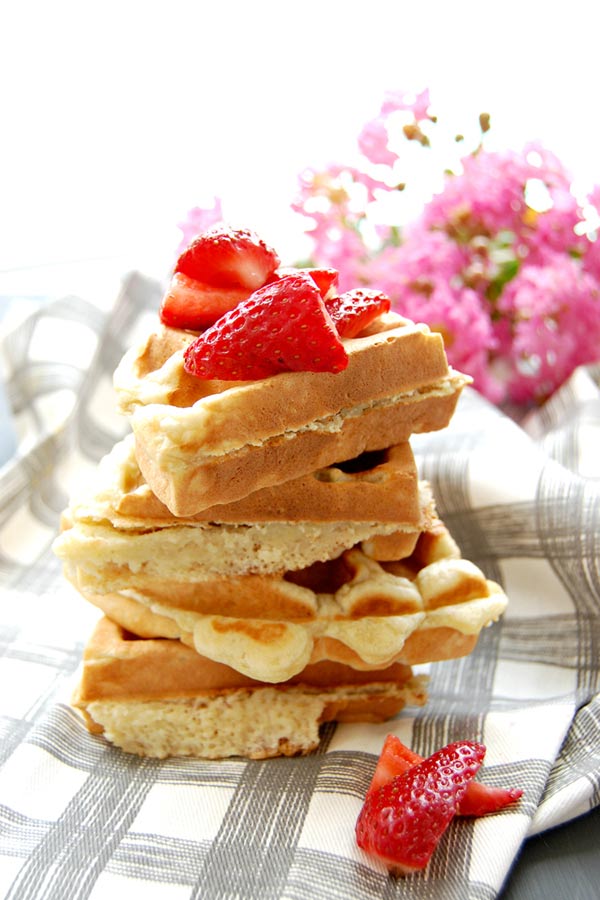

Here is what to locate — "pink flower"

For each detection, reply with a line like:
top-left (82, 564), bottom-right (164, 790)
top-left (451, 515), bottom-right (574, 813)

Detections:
top-left (381, 88), bottom-right (432, 121)
top-left (423, 149), bottom-right (538, 238)
top-left (358, 117), bottom-right (398, 167)
top-left (498, 256), bottom-right (600, 403)
top-left (292, 165), bottom-right (383, 222)
top-left (291, 89), bottom-right (600, 408)
top-left (360, 228), bottom-right (502, 399)
top-left (344, 166), bottom-right (389, 200)
top-left (176, 199), bottom-right (223, 254)
top-left (577, 184), bottom-right (600, 281)
top-left (396, 277), bottom-right (501, 401)
top-left (523, 143), bottom-right (572, 191)
top-left (582, 234), bottom-right (600, 282)
top-left (298, 207), bottom-right (367, 291)
top-left (381, 225), bottom-right (470, 290)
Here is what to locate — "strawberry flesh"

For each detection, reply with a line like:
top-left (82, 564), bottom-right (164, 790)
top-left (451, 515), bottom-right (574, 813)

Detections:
top-left (159, 272), bottom-right (249, 331)
top-left (458, 781), bottom-right (524, 817)
top-left (325, 288), bottom-right (390, 338)
top-left (175, 224), bottom-right (280, 290)
top-left (164, 225), bottom-right (393, 373)
top-left (366, 734), bottom-right (421, 797)
top-left (183, 273), bottom-right (348, 380)
top-left (356, 741), bottom-right (485, 874)
top-left (367, 734), bottom-right (523, 816)
top-left (272, 266), bottom-right (339, 299)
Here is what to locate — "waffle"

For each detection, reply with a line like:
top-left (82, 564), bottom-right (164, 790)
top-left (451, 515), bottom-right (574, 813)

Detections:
top-left (56, 268), bottom-right (504, 759)
top-left (71, 534), bottom-right (508, 684)
top-left (65, 435), bottom-right (423, 526)
top-left (114, 314), bottom-right (470, 515)
top-left (53, 439), bottom-right (435, 589)
top-left (72, 617), bottom-right (429, 759)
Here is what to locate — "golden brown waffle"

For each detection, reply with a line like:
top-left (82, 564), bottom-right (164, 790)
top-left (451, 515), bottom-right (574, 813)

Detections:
top-left (67, 435), bottom-right (423, 526)
top-left (113, 314), bottom-right (470, 515)
top-left (58, 283), bottom-right (503, 761)
top-left (72, 617), bottom-right (428, 759)
top-left (54, 439), bottom-right (435, 587)
top-left (71, 529), bottom-right (507, 683)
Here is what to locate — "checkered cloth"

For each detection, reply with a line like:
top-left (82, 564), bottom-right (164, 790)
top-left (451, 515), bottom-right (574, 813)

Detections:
top-left (0, 274), bottom-right (599, 899)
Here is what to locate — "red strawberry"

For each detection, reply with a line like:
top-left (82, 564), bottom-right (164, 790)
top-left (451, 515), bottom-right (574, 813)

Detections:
top-left (159, 272), bottom-right (249, 330)
top-left (183, 273), bottom-right (348, 380)
top-left (458, 780), bottom-right (524, 817)
top-left (175, 224), bottom-right (280, 290)
top-left (325, 288), bottom-right (391, 338)
top-left (366, 734), bottom-right (421, 797)
top-left (272, 266), bottom-right (339, 298)
top-left (356, 741), bottom-right (485, 874)
top-left (367, 734), bottom-right (523, 817)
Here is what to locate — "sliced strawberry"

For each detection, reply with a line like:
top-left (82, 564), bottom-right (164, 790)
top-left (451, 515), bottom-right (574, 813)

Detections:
top-left (159, 272), bottom-right (249, 330)
top-left (175, 224), bottom-right (280, 290)
top-left (367, 734), bottom-right (523, 816)
top-left (356, 741), bottom-right (485, 874)
top-left (183, 273), bottom-right (348, 380)
top-left (366, 734), bottom-right (421, 796)
top-left (272, 266), bottom-right (339, 298)
top-left (325, 288), bottom-right (390, 338)
top-left (304, 267), bottom-right (339, 297)
top-left (458, 781), bottom-right (524, 817)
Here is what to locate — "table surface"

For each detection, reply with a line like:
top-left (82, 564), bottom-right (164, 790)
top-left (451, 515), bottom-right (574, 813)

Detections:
top-left (501, 805), bottom-right (600, 898)
top-left (1, 286), bottom-right (598, 899)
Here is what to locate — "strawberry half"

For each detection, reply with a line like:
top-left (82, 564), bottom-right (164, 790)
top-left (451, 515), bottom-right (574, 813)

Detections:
top-left (356, 741), bottom-right (485, 875)
top-left (457, 779), bottom-right (524, 818)
top-left (272, 266), bottom-right (339, 299)
top-left (175, 224), bottom-right (280, 290)
top-left (159, 272), bottom-right (250, 330)
top-left (183, 273), bottom-right (348, 380)
top-left (367, 734), bottom-right (523, 817)
top-left (366, 734), bottom-right (422, 797)
top-left (325, 288), bottom-right (391, 338)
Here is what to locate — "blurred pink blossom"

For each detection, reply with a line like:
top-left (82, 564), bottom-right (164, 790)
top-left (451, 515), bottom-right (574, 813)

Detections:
top-left (358, 117), bottom-right (399, 166)
top-left (291, 90), bottom-right (600, 407)
top-left (497, 256), bottom-right (600, 403)
top-left (381, 87), bottom-right (432, 120)
top-left (176, 199), bottom-right (223, 255)
top-left (422, 149), bottom-right (539, 237)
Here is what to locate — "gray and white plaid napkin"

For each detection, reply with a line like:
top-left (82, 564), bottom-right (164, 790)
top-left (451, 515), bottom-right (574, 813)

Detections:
top-left (0, 274), bottom-right (598, 899)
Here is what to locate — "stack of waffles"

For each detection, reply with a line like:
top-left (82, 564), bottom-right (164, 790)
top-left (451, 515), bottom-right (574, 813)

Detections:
top-left (54, 229), bottom-right (508, 760)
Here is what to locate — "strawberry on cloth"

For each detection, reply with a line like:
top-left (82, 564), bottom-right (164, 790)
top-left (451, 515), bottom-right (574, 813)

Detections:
top-left (356, 741), bottom-right (486, 875)
top-left (367, 733), bottom-right (523, 816)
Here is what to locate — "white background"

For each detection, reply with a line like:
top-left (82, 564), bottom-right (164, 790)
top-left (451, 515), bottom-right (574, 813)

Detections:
top-left (1, 0), bottom-right (598, 300)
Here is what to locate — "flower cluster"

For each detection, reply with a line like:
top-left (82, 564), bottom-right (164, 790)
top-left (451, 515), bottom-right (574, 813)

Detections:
top-left (176, 198), bottom-right (224, 256)
top-left (292, 90), bottom-right (600, 406)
